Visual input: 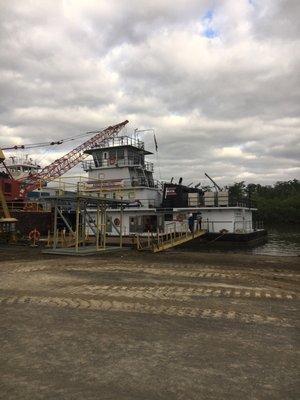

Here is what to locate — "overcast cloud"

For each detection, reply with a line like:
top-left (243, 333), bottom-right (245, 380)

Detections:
top-left (0, 0), bottom-right (299, 186)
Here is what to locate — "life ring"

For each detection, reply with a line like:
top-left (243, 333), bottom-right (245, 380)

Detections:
top-left (109, 157), bottom-right (116, 165)
top-left (28, 229), bottom-right (40, 242)
top-left (114, 218), bottom-right (120, 226)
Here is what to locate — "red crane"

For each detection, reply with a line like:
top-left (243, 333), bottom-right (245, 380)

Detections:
top-left (2, 120), bottom-right (129, 199)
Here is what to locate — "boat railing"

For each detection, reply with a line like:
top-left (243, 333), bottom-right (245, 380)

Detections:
top-left (202, 219), bottom-right (254, 233)
top-left (253, 220), bottom-right (264, 230)
top-left (228, 197), bottom-right (257, 208)
top-left (2, 199), bottom-right (52, 213)
top-left (136, 221), bottom-right (205, 252)
top-left (90, 135), bottom-right (145, 150)
top-left (82, 176), bottom-right (158, 190)
top-left (82, 158), bottom-right (154, 172)
top-left (4, 156), bottom-right (40, 168)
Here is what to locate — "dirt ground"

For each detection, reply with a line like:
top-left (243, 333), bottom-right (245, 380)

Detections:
top-left (0, 245), bottom-right (299, 400)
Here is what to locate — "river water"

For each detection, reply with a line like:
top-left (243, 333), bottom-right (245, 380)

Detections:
top-left (179, 225), bottom-right (300, 257)
top-left (248, 225), bottom-right (300, 257)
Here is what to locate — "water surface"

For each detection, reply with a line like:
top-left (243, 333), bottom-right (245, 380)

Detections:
top-left (249, 225), bottom-right (300, 257)
top-left (178, 225), bottom-right (300, 257)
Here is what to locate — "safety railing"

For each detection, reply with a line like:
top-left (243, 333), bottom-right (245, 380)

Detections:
top-left (1, 200), bottom-right (52, 213)
top-left (82, 158), bottom-right (154, 172)
top-left (136, 221), bottom-right (205, 252)
top-left (253, 220), bottom-right (264, 230)
top-left (90, 135), bottom-right (145, 150)
top-left (202, 219), bottom-right (256, 233)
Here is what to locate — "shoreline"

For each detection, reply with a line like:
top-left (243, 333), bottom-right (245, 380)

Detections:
top-left (0, 245), bottom-right (299, 271)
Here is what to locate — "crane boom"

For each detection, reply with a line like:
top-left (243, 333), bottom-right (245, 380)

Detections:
top-left (19, 120), bottom-right (129, 195)
top-left (204, 172), bottom-right (222, 191)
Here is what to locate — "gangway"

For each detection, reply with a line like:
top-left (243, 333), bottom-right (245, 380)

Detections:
top-left (136, 223), bottom-right (206, 253)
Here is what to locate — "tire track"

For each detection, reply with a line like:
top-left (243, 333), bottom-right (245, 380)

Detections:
top-left (0, 295), bottom-right (293, 327)
top-left (3, 263), bottom-right (299, 281)
top-left (63, 283), bottom-right (297, 301)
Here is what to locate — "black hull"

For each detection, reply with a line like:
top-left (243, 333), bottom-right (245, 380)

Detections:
top-left (11, 211), bottom-right (52, 236)
top-left (181, 229), bottom-right (268, 249)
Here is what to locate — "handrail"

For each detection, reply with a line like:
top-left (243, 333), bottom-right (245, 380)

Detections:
top-left (202, 219), bottom-right (255, 233)
top-left (82, 158), bottom-right (154, 172)
top-left (136, 221), bottom-right (205, 252)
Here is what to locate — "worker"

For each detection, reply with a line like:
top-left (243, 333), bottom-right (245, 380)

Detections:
top-left (198, 213), bottom-right (202, 230)
top-left (188, 213), bottom-right (194, 233)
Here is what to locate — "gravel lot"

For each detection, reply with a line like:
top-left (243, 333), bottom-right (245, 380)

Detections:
top-left (0, 247), bottom-right (299, 399)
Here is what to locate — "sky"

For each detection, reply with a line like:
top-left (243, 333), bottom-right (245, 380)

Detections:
top-left (0, 0), bottom-right (299, 186)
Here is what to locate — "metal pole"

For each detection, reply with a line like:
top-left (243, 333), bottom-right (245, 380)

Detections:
top-left (53, 204), bottom-right (58, 249)
top-left (103, 206), bottom-right (107, 249)
top-left (120, 198), bottom-right (123, 248)
top-left (82, 203), bottom-right (86, 247)
top-left (96, 203), bottom-right (100, 251)
top-left (100, 204), bottom-right (104, 248)
top-left (75, 198), bottom-right (80, 252)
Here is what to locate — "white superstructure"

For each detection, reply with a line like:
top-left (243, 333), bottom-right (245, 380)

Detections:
top-left (82, 132), bottom-right (258, 237)
top-left (82, 135), bottom-right (162, 208)
top-left (4, 155), bottom-right (40, 180)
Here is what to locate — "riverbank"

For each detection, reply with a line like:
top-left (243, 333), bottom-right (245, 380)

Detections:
top-left (0, 247), bottom-right (299, 399)
top-left (1, 244), bottom-right (299, 269)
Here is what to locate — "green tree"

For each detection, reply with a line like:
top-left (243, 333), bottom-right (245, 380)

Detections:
top-left (227, 179), bottom-right (300, 224)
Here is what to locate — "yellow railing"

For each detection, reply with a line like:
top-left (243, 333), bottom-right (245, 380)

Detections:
top-left (136, 222), bottom-right (206, 252)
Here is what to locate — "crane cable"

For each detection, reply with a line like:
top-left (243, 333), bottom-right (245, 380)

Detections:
top-left (0, 127), bottom-right (105, 151)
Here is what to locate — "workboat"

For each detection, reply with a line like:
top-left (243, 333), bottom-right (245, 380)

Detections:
top-left (3, 155), bottom-right (40, 180)
top-left (81, 132), bottom-right (266, 246)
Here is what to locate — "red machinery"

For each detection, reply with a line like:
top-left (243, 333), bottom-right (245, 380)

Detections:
top-left (0, 120), bottom-right (129, 201)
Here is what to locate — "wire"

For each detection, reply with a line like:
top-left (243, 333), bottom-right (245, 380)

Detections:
top-left (0, 127), bottom-right (105, 151)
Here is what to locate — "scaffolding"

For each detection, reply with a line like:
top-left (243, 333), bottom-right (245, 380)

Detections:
top-left (43, 194), bottom-right (128, 255)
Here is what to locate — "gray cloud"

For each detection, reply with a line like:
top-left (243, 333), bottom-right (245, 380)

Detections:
top-left (0, 0), bottom-right (299, 187)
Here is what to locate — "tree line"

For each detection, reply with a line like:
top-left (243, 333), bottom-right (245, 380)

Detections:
top-left (227, 179), bottom-right (300, 224)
